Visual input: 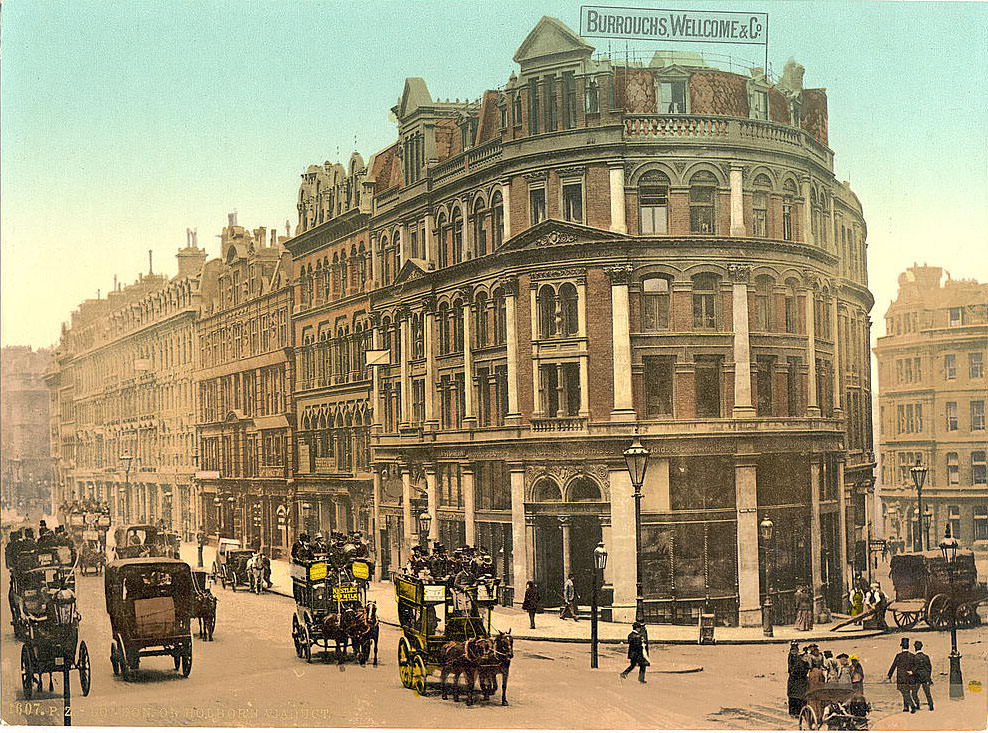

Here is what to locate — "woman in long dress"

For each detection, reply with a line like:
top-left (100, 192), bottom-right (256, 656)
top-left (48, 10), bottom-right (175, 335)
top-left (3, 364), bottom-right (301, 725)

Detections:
top-left (794, 585), bottom-right (814, 631)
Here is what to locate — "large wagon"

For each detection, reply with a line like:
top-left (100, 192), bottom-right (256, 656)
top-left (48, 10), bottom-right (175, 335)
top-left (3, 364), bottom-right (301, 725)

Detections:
top-left (798, 685), bottom-right (869, 730)
top-left (887, 550), bottom-right (985, 630)
top-left (104, 558), bottom-right (194, 679)
top-left (393, 573), bottom-right (500, 696)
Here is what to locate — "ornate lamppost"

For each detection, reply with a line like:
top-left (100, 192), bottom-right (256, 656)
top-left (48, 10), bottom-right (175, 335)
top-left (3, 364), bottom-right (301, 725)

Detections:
top-left (760, 516), bottom-right (775, 637)
top-left (417, 508), bottom-right (432, 552)
top-left (590, 541), bottom-right (608, 668)
top-left (938, 526), bottom-right (964, 699)
top-left (623, 438), bottom-right (650, 623)
top-left (910, 459), bottom-right (928, 551)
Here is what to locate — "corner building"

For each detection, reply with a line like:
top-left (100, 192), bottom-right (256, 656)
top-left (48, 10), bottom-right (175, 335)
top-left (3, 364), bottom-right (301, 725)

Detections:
top-left (876, 267), bottom-right (988, 550)
top-left (291, 17), bottom-right (875, 625)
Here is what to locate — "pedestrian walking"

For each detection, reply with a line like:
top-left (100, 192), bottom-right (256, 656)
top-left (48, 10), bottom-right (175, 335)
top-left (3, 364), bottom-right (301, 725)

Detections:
top-left (559, 574), bottom-right (578, 621)
top-left (848, 584), bottom-right (864, 618)
top-left (787, 641), bottom-right (810, 717)
top-left (620, 621), bottom-right (649, 683)
top-left (822, 650), bottom-right (840, 682)
top-left (887, 637), bottom-right (919, 713)
top-left (849, 654), bottom-right (865, 693)
top-left (521, 580), bottom-right (541, 629)
top-left (794, 585), bottom-right (814, 631)
top-left (863, 582), bottom-right (889, 630)
top-left (913, 640), bottom-right (934, 711)
top-left (196, 527), bottom-right (205, 568)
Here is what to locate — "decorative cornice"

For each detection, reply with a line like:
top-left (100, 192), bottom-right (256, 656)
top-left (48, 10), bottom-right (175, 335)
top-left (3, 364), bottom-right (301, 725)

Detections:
top-left (533, 231), bottom-right (577, 247)
top-left (554, 165), bottom-right (586, 179)
top-left (529, 268), bottom-right (586, 282)
top-left (523, 170), bottom-right (548, 184)
top-left (728, 264), bottom-right (751, 284)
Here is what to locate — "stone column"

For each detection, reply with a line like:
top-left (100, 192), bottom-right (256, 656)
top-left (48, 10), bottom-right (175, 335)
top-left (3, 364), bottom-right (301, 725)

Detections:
top-left (401, 465), bottom-right (413, 557)
top-left (462, 465), bottom-right (476, 547)
top-left (609, 163), bottom-right (627, 234)
top-left (832, 294), bottom-right (842, 417)
top-left (371, 324), bottom-right (383, 434)
top-left (425, 465), bottom-right (438, 542)
top-left (805, 283), bottom-right (820, 416)
top-left (399, 222), bottom-right (408, 264)
top-left (730, 164), bottom-right (746, 237)
top-left (503, 278), bottom-right (521, 422)
top-left (509, 464), bottom-right (528, 591)
top-left (459, 198), bottom-right (469, 258)
top-left (560, 516), bottom-right (572, 582)
top-left (424, 298), bottom-right (438, 430)
top-left (579, 356), bottom-right (590, 415)
top-left (424, 212), bottom-right (435, 269)
top-left (372, 465), bottom-right (382, 580)
top-left (500, 181), bottom-right (512, 240)
top-left (608, 467), bottom-right (637, 622)
top-left (801, 175), bottom-right (814, 246)
top-left (809, 457), bottom-right (827, 621)
top-left (607, 265), bottom-right (635, 419)
top-left (461, 291), bottom-right (476, 426)
top-left (399, 308), bottom-right (410, 426)
top-left (730, 264), bottom-right (755, 417)
top-left (837, 457), bottom-right (849, 597)
top-left (735, 458), bottom-right (762, 627)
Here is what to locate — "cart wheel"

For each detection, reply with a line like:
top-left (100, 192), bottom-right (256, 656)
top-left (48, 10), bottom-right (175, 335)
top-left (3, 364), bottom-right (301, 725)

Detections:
top-left (181, 651), bottom-right (192, 678)
top-left (230, 572), bottom-right (238, 592)
top-left (411, 654), bottom-right (428, 696)
top-left (110, 638), bottom-right (120, 677)
top-left (798, 705), bottom-right (818, 730)
top-left (398, 637), bottom-right (413, 689)
top-left (292, 616), bottom-right (304, 658)
top-left (892, 609), bottom-right (920, 630)
top-left (116, 635), bottom-right (131, 681)
top-left (21, 645), bottom-right (34, 700)
top-left (78, 640), bottom-right (91, 696)
top-left (301, 625), bottom-right (312, 663)
top-left (956, 604), bottom-right (980, 628)
top-left (926, 593), bottom-right (951, 630)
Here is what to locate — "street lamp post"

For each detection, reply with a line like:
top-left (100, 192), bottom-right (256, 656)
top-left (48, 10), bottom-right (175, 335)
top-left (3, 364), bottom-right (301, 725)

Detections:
top-left (417, 509), bottom-right (431, 553)
top-left (590, 541), bottom-right (608, 668)
top-left (623, 438), bottom-right (650, 623)
top-left (938, 526), bottom-right (964, 699)
top-left (910, 459), bottom-right (928, 551)
top-left (119, 455), bottom-right (134, 524)
top-left (759, 517), bottom-right (775, 637)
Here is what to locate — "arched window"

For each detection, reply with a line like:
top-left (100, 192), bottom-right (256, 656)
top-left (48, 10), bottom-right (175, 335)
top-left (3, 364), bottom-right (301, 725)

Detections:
top-left (493, 288), bottom-right (507, 344)
top-left (436, 213), bottom-right (448, 269)
top-left (689, 171), bottom-right (717, 234)
top-left (641, 276), bottom-right (671, 330)
top-left (411, 312), bottom-right (424, 359)
top-left (809, 189), bottom-right (819, 242)
top-left (473, 199), bottom-right (488, 257)
top-left (474, 292), bottom-right (489, 347)
top-left (568, 476), bottom-right (601, 501)
top-left (451, 208), bottom-right (463, 265)
top-left (752, 175), bottom-right (771, 237)
top-left (379, 236), bottom-right (390, 285)
top-left (559, 283), bottom-right (579, 336)
top-left (452, 299), bottom-right (464, 352)
top-left (639, 171), bottom-right (670, 235)
top-left (537, 285), bottom-right (557, 338)
top-left (753, 275), bottom-right (775, 332)
top-left (533, 478), bottom-right (562, 501)
top-left (782, 180), bottom-right (798, 241)
top-left (784, 278), bottom-right (799, 334)
top-left (438, 302), bottom-right (451, 354)
top-left (491, 190), bottom-right (504, 249)
top-left (692, 273), bottom-right (718, 329)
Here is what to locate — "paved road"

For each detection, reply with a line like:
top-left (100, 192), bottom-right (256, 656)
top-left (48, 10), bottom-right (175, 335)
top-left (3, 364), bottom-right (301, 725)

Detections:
top-left (3, 566), bottom-right (985, 729)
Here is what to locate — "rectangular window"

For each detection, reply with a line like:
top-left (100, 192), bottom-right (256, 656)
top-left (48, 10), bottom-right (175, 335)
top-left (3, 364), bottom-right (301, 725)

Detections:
top-left (914, 356), bottom-right (923, 381)
top-left (973, 452), bottom-right (987, 485)
top-left (752, 191), bottom-right (768, 237)
top-left (539, 364), bottom-right (559, 416)
top-left (641, 278), bottom-right (670, 330)
top-left (784, 295), bottom-right (797, 333)
top-left (544, 75), bottom-right (557, 132)
top-left (948, 307), bottom-right (962, 326)
top-left (639, 182), bottom-right (669, 235)
top-left (411, 378), bottom-right (425, 424)
top-left (751, 90), bottom-right (769, 120)
top-left (946, 401), bottom-right (958, 431)
top-left (529, 187), bottom-right (546, 226)
top-left (972, 400), bottom-right (986, 431)
top-left (562, 363), bottom-right (581, 416)
top-left (689, 186), bottom-right (715, 234)
top-left (970, 352), bottom-right (984, 379)
top-left (945, 353), bottom-right (956, 379)
top-left (756, 356), bottom-right (774, 416)
top-left (643, 357), bottom-right (674, 417)
top-left (974, 506), bottom-right (988, 541)
top-left (693, 292), bottom-right (716, 329)
top-left (562, 182), bottom-right (583, 223)
top-left (695, 357), bottom-right (722, 418)
top-left (528, 78), bottom-right (540, 135)
top-left (562, 72), bottom-right (576, 129)
top-left (659, 80), bottom-right (687, 113)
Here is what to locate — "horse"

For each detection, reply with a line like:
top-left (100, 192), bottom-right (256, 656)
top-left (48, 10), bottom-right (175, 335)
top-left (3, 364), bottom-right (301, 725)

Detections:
top-left (439, 637), bottom-right (494, 705)
top-left (478, 630), bottom-right (514, 705)
top-left (348, 601), bottom-right (379, 666)
top-left (318, 608), bottom-right (356, 665)
top-left (246, 554), bottom-right (264, 594)
top-left (194, 590), bottom-right (217, 641)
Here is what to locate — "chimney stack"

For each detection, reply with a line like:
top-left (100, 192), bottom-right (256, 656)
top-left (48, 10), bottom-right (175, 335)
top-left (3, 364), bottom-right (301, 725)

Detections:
top-left (148, 249), bottom-right (153, 274)
top-left (229, 211), bottom-right (238, 227)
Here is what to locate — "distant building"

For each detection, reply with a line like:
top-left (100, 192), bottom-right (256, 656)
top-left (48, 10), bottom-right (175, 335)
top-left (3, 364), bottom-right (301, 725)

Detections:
top-left (2, 346), bottom-right (53, 512)
top-left (876, 266), bottom-right (988, 550)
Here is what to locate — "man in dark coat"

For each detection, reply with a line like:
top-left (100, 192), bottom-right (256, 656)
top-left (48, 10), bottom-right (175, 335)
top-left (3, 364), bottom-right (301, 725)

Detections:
top-left (913, 640), bottom-right (934, 711)
top-left (787, 641), bottom-right (810, 717)
top-left (521, 581), bottom-right (541, 629)
top-left (887, 637), bottom-right (918, 712)
top-left (620, 622), bottom-right (649, 683)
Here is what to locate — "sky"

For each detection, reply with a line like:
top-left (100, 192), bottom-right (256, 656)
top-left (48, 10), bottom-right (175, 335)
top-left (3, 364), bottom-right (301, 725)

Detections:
top-left (2, 0), bottom-right (987, 349)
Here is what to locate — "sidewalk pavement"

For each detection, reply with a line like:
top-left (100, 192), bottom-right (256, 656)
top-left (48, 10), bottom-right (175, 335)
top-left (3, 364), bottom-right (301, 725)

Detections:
top-left (181, 542), bottom-right (884, 646)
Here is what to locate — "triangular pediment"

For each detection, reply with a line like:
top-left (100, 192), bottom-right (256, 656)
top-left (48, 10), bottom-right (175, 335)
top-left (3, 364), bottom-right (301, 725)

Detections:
top-left (497, 219), bottom-right (625, 254)
top-left (395, 257), bottom-right (429, 284)
top-left (513, 16), bottom-right (594, 66)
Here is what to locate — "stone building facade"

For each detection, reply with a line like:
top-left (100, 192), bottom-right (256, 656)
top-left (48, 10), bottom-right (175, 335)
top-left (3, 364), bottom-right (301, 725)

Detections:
top-left (2, 346), bottom-right (53, 512)
top-left (313, 16), bottom-right (875, 625)
top-left (195, 215), bottom-right (294, 557)
top-left (876, 266), bottom-right (988, 551)
top-left (46, 239), bottom-right (206, 538)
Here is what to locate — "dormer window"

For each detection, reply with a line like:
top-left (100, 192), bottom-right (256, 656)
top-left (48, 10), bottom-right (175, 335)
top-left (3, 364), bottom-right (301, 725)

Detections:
top-left (751, 90), bottom-right (769, 120)
top-left (791, 98), bottom-right (802, 127)
top-left (512, 92), bottom-right (523, 127)
top-left (499, 103), bottom-right (508, 130)
top-left (658, 80), bottom-right (687, 114)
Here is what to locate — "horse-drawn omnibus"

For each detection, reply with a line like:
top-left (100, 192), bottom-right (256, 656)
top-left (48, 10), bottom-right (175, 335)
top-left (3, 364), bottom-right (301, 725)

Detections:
top-left (393, 573), bottom-right (512, 704)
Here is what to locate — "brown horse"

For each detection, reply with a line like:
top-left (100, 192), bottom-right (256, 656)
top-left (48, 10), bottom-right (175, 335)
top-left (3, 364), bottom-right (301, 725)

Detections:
top-left (440, 637), bottom-right (494, 705)
top-left (348, 601), bottom-right (379, 666)
top-left (194, 591), bottom-right (217, 641)
top-left (478, 630), bottom-right (514, 705)
top-left (318, 608), bottom-right (355, 664)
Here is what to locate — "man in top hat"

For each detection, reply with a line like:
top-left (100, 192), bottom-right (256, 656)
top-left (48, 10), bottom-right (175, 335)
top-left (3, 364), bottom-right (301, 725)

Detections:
top-left (888, 638), bottom-right (919, 713)
top-left (620, 622), bottom-right (650, 683)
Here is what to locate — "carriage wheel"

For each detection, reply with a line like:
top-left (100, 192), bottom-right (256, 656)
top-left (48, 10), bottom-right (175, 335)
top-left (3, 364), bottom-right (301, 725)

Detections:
top-left (892, 609), bottom-right (920, 630)
top-left (21, 645), bottom-right (34, 700)
top-left (397, 638), bottom-right (413, 689)
top-left (301, 626), bottom-right (312, 664)
top-left (181, 650), bottom-right (192, 678)
top-left (798, 705), bottom-right (819, 730)
top-left (110, 638), bottom-right (120, 677)
top-left (411, 654), bottom-right (428, 696)
top-left (926, 594), bottom-right (951, 630)
top-left (78, 641), bottom-right (91, 696)
top-left (116, 635), bottom-right (131, 681)
top-left (292, 616), bottom-right (303, 657)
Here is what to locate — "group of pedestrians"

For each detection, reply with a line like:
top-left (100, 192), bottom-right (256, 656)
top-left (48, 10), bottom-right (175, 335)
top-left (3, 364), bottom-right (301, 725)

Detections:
top-left (887, 638), bottom-right (935, 712)
top-left (787, 642), bottom-right (865, 716)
